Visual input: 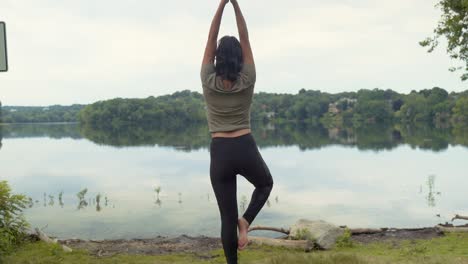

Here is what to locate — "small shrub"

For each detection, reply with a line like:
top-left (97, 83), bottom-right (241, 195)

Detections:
top-left (0, 181), bottom-right (30, 255)
top-left (292, 228), bottom-right (315, 241)
top-left (336, 228), bottom-right (354, 248)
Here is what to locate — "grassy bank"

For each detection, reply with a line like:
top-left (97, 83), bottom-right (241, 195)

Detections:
top-left (2, 233), bottom-right (468, 264)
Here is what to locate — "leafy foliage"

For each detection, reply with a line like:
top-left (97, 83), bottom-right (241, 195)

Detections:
top-left (3, 88), bottom-right (468, 130)
top-left (291, 228), bottom-right (316, 241)
top-left (420, 0), bottom-right (468, 80)
top-left (452, 95), bottom-right (468, 124)
top-left (1, 104), bottom-right (85, 123)
top-left (336, 228), bottom-right (354, 248)
top-left (79, 90), bottom-right (205, 127)
top-left (77, 88), bottom-right (468, 130)
top-left (0, 181), bottom-right (29, 255)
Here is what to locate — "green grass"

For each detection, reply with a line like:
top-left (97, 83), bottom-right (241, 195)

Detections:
top-left (2, 233), bottom-right (468, 264)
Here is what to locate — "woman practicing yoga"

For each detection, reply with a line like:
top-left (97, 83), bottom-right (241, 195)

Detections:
top-left (200, 0), bottom-right (274, 263)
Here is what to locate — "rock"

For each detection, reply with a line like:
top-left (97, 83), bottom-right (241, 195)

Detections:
top-left (289, 219), bottom-right (345, 249)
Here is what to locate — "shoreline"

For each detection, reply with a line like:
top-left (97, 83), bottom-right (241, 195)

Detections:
top-left (27, 225), bottom-right (466, 257)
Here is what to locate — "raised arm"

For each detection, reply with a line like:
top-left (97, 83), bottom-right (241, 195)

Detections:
top-left (202, 0), bottom-right (229, 65)
top-left (231, 0), bottom-right (254, 65)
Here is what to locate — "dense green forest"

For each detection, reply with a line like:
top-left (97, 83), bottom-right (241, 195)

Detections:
top-left (0, 104), bottom-right (85, 123)
top-left (1, 88), bottom-right (468, 129)
top-left (78, 88), bottom-right (468, 129)
top-left (78, 91), bottom-right (206, 127)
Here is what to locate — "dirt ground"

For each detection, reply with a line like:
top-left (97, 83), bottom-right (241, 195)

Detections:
top-left (350, 227), bottom-right (443, 245)
top-left (59, 235), bottom-right (222, 257)
top-left (48, 226), bottom-right (454, 257)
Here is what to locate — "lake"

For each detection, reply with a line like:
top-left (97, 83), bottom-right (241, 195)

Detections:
top-left (0, 122), bottom-right (467, 240)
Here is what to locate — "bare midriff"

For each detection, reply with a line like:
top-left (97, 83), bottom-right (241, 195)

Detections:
top-left (211, 128), bottom-right (251, 138)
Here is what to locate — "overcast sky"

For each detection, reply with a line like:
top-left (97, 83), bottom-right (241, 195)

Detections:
top-left (0, 0), bottom-right (466, 106)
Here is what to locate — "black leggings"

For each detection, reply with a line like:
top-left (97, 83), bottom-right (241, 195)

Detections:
top-left (210, 133), bottom-right (274, 264)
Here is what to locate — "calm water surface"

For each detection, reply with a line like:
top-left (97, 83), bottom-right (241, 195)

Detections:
top-left (0, 123), bottom-right (467, 239)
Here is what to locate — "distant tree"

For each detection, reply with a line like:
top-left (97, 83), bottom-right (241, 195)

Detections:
top-left (397, 93), bottom-right (432, 122)
top-left (1, 105), bottom-right (85, 123)
top-left (354, 100), bottom-right (393, 123)
top-left (420, 0), bottom-right (468, 80)
top-left (392, 98), bottom-right (404, 112)
top-left (452, 96), bottom-right (468, 124)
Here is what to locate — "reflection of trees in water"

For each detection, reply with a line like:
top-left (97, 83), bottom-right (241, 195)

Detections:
top-left (2, 121), bottom-right (468, 152)
top-left (80, 121), bottom-right (468, 152)
top-left (80, 122), bottom-right (210, 151)
top-left (453, 125), bottom-right (468, 146)
top-left (1, 123), bottom-right (82, 139)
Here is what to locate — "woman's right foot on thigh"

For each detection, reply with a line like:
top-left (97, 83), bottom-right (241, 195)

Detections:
top-left (238, 217), bottom-right (249, 250)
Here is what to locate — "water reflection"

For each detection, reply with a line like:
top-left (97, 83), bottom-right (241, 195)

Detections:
top-left (59, 191), bottom-right (64, 208)
top-left (80, 123), bottom-right (209, 151)
top-left (0, 124), bottom-right (3, 150)
top-left (77, 188), bottom-right (88, 210)
top-left (48, 194), bottom-right (54, 206)
top-left (154, 186), bottom-right (162, 207)
top-left (178, 192), bottom-right (183, 205)
top-left (1, 133), bottom-right (466, 240)
top-left (2, 122), bottom-right (467, 152)
top-left (96, 194), bottom-right (102, 212)
top-left (1, 123), bottom-right (81, 139)
top-left (26, 189), bottom-right (112, 213)
top-left (424, 175), bottom-right (441, 208)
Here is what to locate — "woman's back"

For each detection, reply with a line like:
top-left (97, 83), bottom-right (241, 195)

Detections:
top-left (200, 63), bottom-right (256, 133)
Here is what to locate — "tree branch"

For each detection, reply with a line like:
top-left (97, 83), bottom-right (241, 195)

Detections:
top-left (248, 225), bottom-right (290, 235)
top-left (452, 214), bottom-right (468, 222)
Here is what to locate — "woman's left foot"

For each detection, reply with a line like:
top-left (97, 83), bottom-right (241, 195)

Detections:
top-left (238, 217), bottom-right (249, 250)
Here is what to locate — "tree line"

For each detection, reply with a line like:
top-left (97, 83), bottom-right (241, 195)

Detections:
top-left (0, 104), bottom-right (85, 123)
top-left (77, 88), bottom-right (466, 129)
top-left (1, 88), bottom-right (468, 128)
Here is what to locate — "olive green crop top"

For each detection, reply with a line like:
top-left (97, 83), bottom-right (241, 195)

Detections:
top-left (200, 63), bottom-right (256, 133)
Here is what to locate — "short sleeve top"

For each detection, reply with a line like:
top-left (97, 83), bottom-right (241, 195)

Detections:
top-left (200, 63), bottom-right (256, 133)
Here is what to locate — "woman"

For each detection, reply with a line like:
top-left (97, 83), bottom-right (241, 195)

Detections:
top-left (200, 0), bottom-right (274, 263)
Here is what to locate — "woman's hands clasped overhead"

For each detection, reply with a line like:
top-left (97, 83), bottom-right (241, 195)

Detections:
top-left (222, 0), bottom-right (238, 5)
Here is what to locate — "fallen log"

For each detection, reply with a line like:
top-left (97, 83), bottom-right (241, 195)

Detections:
top-left (35, 227), bottom-right (72, 252)
top-left (249, 225), bottom-right (386, 236)
top-left (436, 225), bottom-right (468, 233)
top-left (452, 214), bottom-right (468, 222)
top-left (248, 236), bottom-right (314, 252)
top-left (248, 225), bottom-right (290, 235)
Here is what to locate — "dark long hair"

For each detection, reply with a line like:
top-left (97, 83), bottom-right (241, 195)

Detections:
top-left (215, 36), bottom-right (243, 82)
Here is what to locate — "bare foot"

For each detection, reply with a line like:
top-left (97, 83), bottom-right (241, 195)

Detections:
top-left (238, 217), bottom-right (249, 250)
